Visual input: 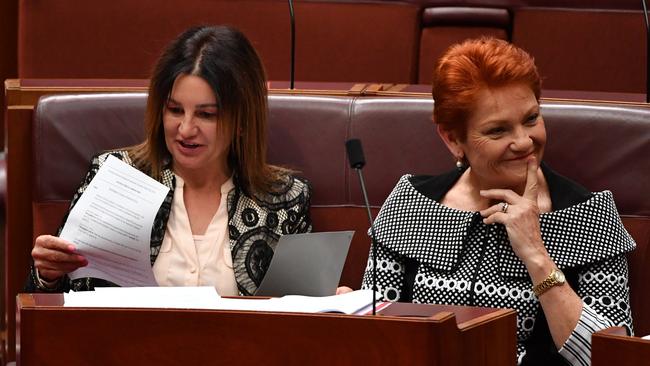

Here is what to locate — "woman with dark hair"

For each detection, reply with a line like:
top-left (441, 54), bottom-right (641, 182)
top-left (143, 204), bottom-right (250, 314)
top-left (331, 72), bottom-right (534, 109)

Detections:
top-left (361, 38), bottom-right (634, 365)
top-left (28, 25), bottom-right (311, 296)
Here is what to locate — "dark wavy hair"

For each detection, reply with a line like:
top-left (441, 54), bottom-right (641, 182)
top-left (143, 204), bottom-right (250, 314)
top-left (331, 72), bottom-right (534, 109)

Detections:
top-left (130, 25), bottom-right (289, 196)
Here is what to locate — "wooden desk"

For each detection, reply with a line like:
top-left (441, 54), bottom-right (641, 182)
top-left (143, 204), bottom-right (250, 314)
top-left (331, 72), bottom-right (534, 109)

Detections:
top-left (592, 327), bottom-right (650, 366)
top-left (16, 294), bottom-right (516, 366)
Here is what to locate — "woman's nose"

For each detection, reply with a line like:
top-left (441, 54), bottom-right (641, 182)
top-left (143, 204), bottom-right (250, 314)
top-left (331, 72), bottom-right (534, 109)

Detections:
top-left (178, 113), bottom-right (197, 136)
top-left (510, 128), bottom-right (533, 151)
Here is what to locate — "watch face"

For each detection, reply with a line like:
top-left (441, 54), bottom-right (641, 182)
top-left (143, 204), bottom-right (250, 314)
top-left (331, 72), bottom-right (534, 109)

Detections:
top-left (553, 269), bottom-right (566, 284)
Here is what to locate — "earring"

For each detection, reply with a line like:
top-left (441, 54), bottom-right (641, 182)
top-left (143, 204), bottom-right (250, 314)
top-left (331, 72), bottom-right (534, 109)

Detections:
top-left (455, 155), bottom-right (465, 170)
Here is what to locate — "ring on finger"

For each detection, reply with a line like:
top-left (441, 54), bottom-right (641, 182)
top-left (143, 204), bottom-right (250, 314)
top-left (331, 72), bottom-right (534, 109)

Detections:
top-left (501, 202), bottom-right (509, 213)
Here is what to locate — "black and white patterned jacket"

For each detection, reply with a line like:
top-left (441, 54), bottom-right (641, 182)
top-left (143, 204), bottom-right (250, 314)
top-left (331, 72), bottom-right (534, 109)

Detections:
top-left (362, 163), bottom-right (635, 366)
top-left (27, 150), bottom-right (312, 296)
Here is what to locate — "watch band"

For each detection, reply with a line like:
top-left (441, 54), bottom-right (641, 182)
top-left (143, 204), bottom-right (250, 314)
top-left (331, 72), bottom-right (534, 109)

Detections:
top-left (532, 269), bottom-right (564, 297)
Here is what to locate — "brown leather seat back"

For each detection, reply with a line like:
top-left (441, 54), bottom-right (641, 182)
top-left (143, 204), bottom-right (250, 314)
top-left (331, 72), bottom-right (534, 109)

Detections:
top-left (542, 102), bottom-right (650, 216)
top-left (350, 97), bottom-right (452, 205)
top-left (31, 93), bottom-right (370, 289)
top-left (418, 6), bottom-right (510, 84)
top-left (18, 1), bottom-right (420, 83)
top-left (512, 7), bottom-right (645, 93)
top-left (267, 95), bottom-right (352, 206)
top-left (33, 93), bottom-right (147, 237)
top-left (541, 101), bottom-right (650, 336)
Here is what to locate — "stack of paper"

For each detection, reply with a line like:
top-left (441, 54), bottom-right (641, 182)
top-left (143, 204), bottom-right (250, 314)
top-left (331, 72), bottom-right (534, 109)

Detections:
top-left (266, 289), bottom-right (377, 314)
top-left (64, 287), bottom-right (221, 309)
top-left (63, 287), bottom-right (377, 315)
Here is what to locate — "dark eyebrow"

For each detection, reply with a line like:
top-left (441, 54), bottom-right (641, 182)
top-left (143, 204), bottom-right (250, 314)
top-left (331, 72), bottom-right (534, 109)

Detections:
top-left (166, 98), bottom-right (217, 109)
top-left (196, 103), bottom-right (218, 108)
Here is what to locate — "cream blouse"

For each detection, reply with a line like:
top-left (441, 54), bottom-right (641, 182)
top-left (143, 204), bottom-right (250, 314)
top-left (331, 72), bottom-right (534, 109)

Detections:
top-left (152, 174), bottom-right (238, 296)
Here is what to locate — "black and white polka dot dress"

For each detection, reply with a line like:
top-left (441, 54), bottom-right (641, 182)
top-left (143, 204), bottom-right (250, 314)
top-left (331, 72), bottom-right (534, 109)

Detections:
top-left (362, 171), bottom-right (635, 366)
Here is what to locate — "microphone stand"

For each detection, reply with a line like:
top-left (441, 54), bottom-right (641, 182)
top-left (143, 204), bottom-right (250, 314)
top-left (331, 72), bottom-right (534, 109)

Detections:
top-left (346, 139), bottom-right (378, 316)
top-left (353, 168), bottom-right (378, 315)
top-left (288, 0), bottom-right (296, 90)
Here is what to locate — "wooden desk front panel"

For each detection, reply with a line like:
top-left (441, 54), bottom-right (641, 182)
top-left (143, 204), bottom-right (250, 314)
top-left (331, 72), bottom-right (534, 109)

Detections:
top-left (16, 294), bottom-right (516, 366)
top-left (19, 307), bottom-right (446, 365)
top-left (592, 328), bottom-right (650, 366)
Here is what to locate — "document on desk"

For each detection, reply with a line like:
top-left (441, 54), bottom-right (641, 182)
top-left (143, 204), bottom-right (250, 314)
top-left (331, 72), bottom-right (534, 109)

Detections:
top-left (63, 286), bottom-right (379, 315)
top-left (63, 155), bottom-right (170, 287)
top-left (64, 287), bottom-right (221, 309)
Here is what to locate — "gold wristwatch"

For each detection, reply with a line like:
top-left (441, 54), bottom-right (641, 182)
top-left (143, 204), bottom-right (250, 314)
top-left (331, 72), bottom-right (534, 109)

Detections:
top-left (532, 268), bottom-right (566, 297)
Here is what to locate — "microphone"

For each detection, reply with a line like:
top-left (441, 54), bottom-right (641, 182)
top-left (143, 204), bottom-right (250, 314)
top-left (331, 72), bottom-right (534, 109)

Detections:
top-left (642, 0), bottom-right (649, 103)
top-left (346, 139), bottom-right (365, 169)
top-left (288, 0), bottom-right (296, 90)
top-left (345, 139), bottom-right (378, 315)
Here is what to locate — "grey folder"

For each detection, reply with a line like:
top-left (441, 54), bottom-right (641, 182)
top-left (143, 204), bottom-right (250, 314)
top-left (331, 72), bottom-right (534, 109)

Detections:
top-left (255, 231), bottom-right (354, 297)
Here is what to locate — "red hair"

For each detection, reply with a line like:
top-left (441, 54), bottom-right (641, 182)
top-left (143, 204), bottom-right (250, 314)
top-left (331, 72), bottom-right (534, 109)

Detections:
top-left (432, 37), bottom-right (541, 139)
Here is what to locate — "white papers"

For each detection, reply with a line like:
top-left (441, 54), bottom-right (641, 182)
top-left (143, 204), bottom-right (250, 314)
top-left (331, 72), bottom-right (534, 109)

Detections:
top-left (209, 290), bottom-right (375, 314)
top-left (267, 289), bottom-right (376, 314)
top-left (62, 155), bottom-right (170, 287)
top-left (64, 287), bottom-right (220, 309)
top-left (642, 334), bottom-right (650, 340)
top-left (63, 288), bottom-right (376, 315)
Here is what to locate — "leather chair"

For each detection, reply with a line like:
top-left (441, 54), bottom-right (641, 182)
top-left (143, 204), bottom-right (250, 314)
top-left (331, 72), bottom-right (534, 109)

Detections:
top-left (418, 6), bottom-right (510, 84)
top-left (512, 5), bottom-right (646, 93)
top-left (18, 0), bottom-right (420, 83)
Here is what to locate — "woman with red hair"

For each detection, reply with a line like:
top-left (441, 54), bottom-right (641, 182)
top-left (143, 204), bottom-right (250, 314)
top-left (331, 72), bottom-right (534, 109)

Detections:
top-left (362, 38), bottom-right (634, 365)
